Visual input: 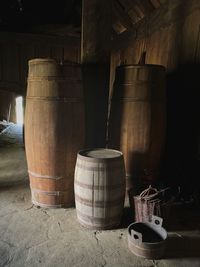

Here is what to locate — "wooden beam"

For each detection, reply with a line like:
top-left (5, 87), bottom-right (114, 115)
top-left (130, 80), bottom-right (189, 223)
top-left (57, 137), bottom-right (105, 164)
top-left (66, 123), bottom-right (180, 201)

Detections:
top-left (112, 19), bottom-right (127, 34)
top-left (112, 0), bottom-right (200, 50)
top-left (113, 0), bottom-right (134, 30)
top-left (137, 0), bottom-right (155, 14)
top-left (118, 0), bottom-right (137, 12)
top-left (81, 0), bottom-right (112, 147)
top-left (150, 0), bottom-right (161, 9)
top-left (127, 7), bottom-right (144, 24)
top-left (81, 0), bottom-right (111, 63)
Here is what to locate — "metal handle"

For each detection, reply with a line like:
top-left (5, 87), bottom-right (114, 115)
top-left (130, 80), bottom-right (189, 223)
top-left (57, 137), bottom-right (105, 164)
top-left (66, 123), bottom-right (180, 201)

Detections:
top-left (131, 229), bottom-right (142, 245)
top-left (151, 215), bottom-right (163, 228)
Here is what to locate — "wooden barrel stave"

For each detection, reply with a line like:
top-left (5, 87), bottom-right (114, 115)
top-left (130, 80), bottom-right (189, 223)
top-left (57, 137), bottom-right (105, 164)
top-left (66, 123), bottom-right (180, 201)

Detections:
top-left (74, 148), bottom-right (125, 229)
top-left (25, 58), bottom-right (85, 208)
top-left (108, 64), bottom-right (166, 196)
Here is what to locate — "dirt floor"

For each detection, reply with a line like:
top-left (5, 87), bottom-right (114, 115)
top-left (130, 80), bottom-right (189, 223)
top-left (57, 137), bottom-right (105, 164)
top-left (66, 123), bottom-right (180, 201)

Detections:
top-left (0, 124), bottom-right (200, 267)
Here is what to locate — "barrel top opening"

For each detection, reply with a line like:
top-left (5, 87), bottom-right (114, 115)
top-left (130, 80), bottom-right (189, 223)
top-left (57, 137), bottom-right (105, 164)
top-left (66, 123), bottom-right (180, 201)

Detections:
top-left (116, 64), bottom-right (166, 70)
top-left (78, 148), bottom-right (123, 159)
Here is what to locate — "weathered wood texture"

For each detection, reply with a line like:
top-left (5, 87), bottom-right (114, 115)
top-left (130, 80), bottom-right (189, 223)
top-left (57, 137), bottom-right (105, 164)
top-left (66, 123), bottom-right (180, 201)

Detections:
top-left (74, 148), bottom-right (125, 229)
top-left (81, 0), bottom-right (111, 147)
top-left (82, 63), bottom-right (110, 147)
top-left (109, 0), bottom-right (200, 193)
top-left (108, 65), bottom-right (166, 194)
top-left (109, 0), bottom-right (200, 139)
top-left (81, 0), bottom-right (111, 63)
top-left (25, 59), bottom-right (85, 208)
top-left (0, 32), bottom-right (80, 94)
top-left (111, 0), bottom-right (200, 76)
top-left (112, 0), bottom-right (134, 33)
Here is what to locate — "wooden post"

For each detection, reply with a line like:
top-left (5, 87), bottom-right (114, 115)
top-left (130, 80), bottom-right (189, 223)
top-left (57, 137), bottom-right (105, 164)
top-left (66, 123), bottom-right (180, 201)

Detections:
top-left (81, 0), bottom-right (111, 63)
top-left (81, 0), bottom-right (111, 148)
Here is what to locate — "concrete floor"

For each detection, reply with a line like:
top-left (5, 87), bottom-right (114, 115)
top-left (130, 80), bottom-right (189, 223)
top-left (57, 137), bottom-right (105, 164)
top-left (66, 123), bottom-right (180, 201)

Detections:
top-left (0, 124), bottom-right (200, 267)
top-left (0, 123), bottom-right (27, 186)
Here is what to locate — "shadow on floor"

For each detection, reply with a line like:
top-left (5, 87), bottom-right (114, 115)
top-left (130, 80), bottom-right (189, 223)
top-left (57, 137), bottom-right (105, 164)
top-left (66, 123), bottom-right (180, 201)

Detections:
top-left (163, 203), bottom-right (200, 232)
top-left (165, 234), bottom-right (200, 258)
top-left (120, 201), bottom-right (200, 232)
top-left (0, 179), bottom-right (29, 191)
top-left (0, 123), bottom-right (28, 187)
top-left (121, 207), bottom-right (134, 228)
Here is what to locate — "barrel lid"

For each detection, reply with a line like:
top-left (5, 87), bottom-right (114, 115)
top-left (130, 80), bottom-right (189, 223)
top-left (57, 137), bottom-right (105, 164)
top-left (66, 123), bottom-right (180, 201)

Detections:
top-left (78, 148), bottom-right (123, 160)
top-left (116, 64), bottom-right (166, 71)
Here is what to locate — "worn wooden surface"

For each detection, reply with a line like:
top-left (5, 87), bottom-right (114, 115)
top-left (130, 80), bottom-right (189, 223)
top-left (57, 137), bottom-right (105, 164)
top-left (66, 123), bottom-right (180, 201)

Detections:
top-left (74, 148), bottom-right (125, 229)
top-left (109, 0), bottom-right (200, 117)
top-left (81, 0), bottom-right (111, 63)
top-left (25, 59), bottom-right (85, 208)
top-left (108, 65), bottom-right (166, 194)
top-left (112, 0), bottom-right (200, 51)
top-left (0, 32), bottom-right (80, 94)
top-left (81, 0), bottom-right (112, 147)
top-left (109, 0), bottom-right (200, 196)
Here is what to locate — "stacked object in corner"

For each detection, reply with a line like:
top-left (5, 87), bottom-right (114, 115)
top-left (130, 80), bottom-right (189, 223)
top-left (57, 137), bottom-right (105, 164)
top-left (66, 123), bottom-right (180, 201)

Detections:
top-left (108, 64), bottom-right (166, 197)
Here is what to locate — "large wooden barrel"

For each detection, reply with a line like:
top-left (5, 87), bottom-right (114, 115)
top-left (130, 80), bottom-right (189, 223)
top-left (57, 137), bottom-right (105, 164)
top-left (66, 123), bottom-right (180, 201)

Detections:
top-left (25, 58), bottom-right (85, 208)
top-left (108, 64), bottom-right (166, 196)
top-left (74, 148), bottom-right (125, 229)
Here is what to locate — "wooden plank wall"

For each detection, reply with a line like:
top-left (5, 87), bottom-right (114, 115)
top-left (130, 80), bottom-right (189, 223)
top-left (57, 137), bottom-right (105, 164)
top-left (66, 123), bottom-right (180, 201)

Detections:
top-left (110, 0), bottom-right (200, 193)
top-left (119, 10), bottom-right (200, 68)
top-left (0, 32), bottom-right (80, 95)
top-left (110, 0), bottom-right (200, 97)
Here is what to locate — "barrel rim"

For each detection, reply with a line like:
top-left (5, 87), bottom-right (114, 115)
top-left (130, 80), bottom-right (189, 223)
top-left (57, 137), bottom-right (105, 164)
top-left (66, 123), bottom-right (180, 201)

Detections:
top-left (32, 199), bottom-right (74, 209)
top-left (77, 148), bottom-right (124, 162)
top-left (28, 59), bottom-right (82, 67)
top-left (127, 221), bottom-right (167, 245)
top-left (116, 64), bottom-right (166, 70)
top-left (28, 58), bottom-right (58, 64)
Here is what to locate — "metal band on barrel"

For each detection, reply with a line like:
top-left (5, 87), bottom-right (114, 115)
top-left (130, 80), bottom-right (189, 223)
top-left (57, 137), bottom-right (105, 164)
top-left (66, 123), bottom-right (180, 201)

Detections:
top-left (75, 194), bottom-right (124, 207)
top-left (76, 209), bottom-right (121, 223)
top-left (26, 96), bottom-right (83, 102)
top-left (75, 162), bottom-right (124, 172)
top-left (112, 97), bottom-right (164, 102)
top-left (28, 170), bottom-right (62, 180)
top-left (32, 200), bottom-right (63, 208)
top-left (28, 77), bottom-right (81, 82)
top-left (74, 180), bottom-right (125, 190)
top-left (31, 187), bottom-right (66, 196)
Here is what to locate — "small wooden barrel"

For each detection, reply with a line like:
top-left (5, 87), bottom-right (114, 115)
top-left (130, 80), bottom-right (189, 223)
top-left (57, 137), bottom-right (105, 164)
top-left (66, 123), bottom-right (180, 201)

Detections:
top-left (25, 58), bottom-right (85, 208)
top-left (108, 64), bottom-right (166, 196)
top-left (74, 148), bottom-right (125, 229)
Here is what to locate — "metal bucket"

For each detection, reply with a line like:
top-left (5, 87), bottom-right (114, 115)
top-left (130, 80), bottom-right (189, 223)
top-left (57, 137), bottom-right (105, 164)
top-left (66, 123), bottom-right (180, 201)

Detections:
top-left (127, 216), bottom-right (167, 259)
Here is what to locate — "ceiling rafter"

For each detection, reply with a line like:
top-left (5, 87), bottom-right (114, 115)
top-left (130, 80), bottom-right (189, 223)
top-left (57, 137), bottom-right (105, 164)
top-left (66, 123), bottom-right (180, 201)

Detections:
top-left (150, 0), bottom-right (162, 9)
top-left (133, 0), bottom-right (155, 16)
top-left (112, 0), bottom-right (168, 34)
top-left (113, 0), bottom-right (134, 33)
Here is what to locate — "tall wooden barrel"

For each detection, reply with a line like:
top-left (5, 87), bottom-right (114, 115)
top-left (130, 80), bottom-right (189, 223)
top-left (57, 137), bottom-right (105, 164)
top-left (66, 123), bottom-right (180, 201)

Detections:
top-left (74, 148), bottom-right (125, 229)
top-left (108, 64), bottom-right (166, 196)
top-left (25, 58), bottom-right (85, 208)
